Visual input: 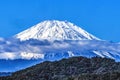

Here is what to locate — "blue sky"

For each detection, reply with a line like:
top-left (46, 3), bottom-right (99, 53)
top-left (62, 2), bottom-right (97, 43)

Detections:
top-left (0, 0), bottom-right (120, 42)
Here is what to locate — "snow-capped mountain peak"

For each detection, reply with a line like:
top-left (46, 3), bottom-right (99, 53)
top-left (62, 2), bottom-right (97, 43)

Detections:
top-left (1, 20), bottom-right (120, 72)
top-left (15, 20), bottom-right (99, 41)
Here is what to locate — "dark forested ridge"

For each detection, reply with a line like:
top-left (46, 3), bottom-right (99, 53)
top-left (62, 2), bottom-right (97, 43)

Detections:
top-left (0, 56), bottom-right (120, 80)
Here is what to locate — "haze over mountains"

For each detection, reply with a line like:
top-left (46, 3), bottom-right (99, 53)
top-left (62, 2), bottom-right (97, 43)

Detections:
top-left (0, 20), bottom-right (120, 72)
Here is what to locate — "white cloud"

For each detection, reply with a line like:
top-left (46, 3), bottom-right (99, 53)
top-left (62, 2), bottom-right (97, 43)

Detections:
top-left (0, 52), bottom-right (17, 60)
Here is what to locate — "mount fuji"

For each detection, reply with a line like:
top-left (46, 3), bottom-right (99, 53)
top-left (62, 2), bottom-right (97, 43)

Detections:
top-left (0, 20), bottom-right (120, 72)
top-left (15, 20), bottom-right (99, 41)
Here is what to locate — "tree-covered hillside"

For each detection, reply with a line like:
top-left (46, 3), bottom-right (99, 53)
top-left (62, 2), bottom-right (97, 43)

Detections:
top-left (0, 56), bottom-right (120, 80)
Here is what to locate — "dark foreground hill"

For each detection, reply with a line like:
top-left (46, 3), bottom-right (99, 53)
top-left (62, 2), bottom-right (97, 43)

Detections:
top-left (0, 56), bottom-right (120, 80)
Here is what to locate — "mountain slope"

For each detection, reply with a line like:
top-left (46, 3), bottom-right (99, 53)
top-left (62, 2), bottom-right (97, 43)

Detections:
top-left (0, 39), bottom-right (120, 72)
top-left (15, 20), bottom-right (99, 41)
top-left (0, 20), bottom-right (120, 72)
top-left (1, 56), bottom-right (120, 80)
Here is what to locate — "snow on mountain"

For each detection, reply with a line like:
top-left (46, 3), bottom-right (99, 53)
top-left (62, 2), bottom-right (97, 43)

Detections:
top-left (15, 20), bottom-right (99, 41)
top-left (20, 52), bottom-right (44, 60)
top-left (0, 52), bottom-right (43, 60)
top-left (0, 39), bottom-right (120, 61)
top-left (1, 39), bottom-right (120, 72)
top-left (0, 20), bottom-right (120, 61)
top-left (1, 20), bottom-right (120, 72)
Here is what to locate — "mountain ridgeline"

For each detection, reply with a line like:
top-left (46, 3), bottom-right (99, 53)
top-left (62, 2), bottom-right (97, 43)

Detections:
top-left (0, 20), bottom-right (120, 72)
top-left (0, 56), bottom-right (120, 80)
top-left (15, 20), bottom-right (99, 41)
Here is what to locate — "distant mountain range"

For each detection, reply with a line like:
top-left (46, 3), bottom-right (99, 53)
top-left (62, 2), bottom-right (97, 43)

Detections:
top-left (0, 20), bottom-right (120, 72)
top-left (0, 72), bottom-right (11, 77)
